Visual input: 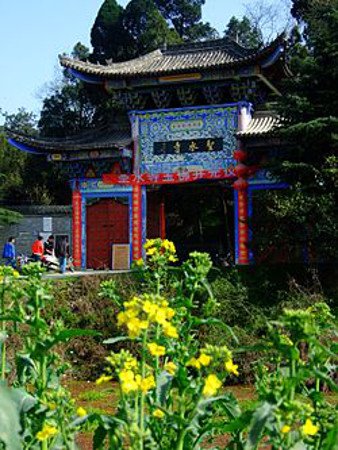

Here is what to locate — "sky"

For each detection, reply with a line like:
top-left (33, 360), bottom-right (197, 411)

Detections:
top-left (0, 0), bottom-right (248, 122)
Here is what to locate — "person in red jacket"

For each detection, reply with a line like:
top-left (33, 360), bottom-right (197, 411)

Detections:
top-left (31, 235), bottom-right (44, 262)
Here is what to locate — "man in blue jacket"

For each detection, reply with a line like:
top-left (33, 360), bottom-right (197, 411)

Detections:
top-left (2, 237), bottom-right (16, 268)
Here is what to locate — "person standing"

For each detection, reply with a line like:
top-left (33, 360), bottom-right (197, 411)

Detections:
top-left (2, 237), bottom-right (16, 268)
top-left (56, 236), bottom-right (68, 274)
top-left (44, 235), bottom-right (55, 256)
top-left (31, 235), bottom-right (44, 262)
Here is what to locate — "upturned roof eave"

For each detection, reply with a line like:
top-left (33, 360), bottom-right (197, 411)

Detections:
top-left (6, 128), bottom-right (132, 154)
top-left (59, 34), bottom-right (286, 82)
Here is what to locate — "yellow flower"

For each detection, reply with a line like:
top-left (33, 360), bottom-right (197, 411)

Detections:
top-left (121, 379), bottom-right (139, 394)
top-left (153, 409), bottom-right (165, 419)
top-left (143, 300), bottom-right (158, 317)
top-left (13, 270), bottom-right (20, 278)
top-left (137, 375), bottom-right (156, 393)
top-left (120, 370), bottom-right (139, 394)
top-left (48, 403), bottom-right (57, 411)
top-left (135, 258), bottom-right (144, 267)
top-left (96, 375), bottom-right (113, 385)
top-left (281, 425), bottom-right (291, 434)
top-left (165, 307), bottom-right (175, 320)
top-left (168, 255), bottom-right (178, 263)
top-left (124, 357), bottom-right (138, 370)
top-left (163, 323), bottom-right (178, 339)
top-left (144, 239), bottom-right (156, 249)
top-left (146, 247), bottom-right (157, 256)
top-left (302, 419), bottom-right (319, 436)
top-left (36, 424), bottom-right (58, 441)
top-left (225, 360), bottom-right (239, 376)
top-left (147, 343), bottom-right (166, 357)
top-left (162, 240), bottom-right (176, 254)
top-left (187, 357), bottom-right (201, 370)
top-left (76, 407), bottom-right (87, 417)
top-left (127, 317), bottom-right (149, 338)
top-left (198, 353), bottom-right (212, 367)
top-left (164, 361), bottom-right (177, 376)
top-left (202, 374), bottom-right (222, 397)
top-left (155, 307), bottom-right (168, 325)
top-left (119, 370), bottom-right (135, 382)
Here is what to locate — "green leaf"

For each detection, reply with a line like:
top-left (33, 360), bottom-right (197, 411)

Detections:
top-left (0, 331), bottom-right (7, 343)
top-left (245, 402), bottom-right (275, 450)
top-left (322, 425), bottom-right (338, 450)
top-left (103, 336), bottom-right (132, 345)
top-left (290, 442), bottom-right (307, 450)
top-left (156, 371), bottom-right (172, 406)
top-left (0, 384), bottom-right (23, 450)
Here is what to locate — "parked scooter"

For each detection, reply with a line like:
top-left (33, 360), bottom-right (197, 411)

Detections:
top-left (41, 254), bottom-right (75, 273)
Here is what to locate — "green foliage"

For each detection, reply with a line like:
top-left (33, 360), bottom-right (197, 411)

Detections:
top-left (154, 0), bottom-right (218, 40)
top-left (0, 264), bottom-right (97, 448)
top-left (91, 0), bottom-right (131, 63)
top-left (224, 16), bottom-right (263, 48)
top-left (123, 0), bottom-right (181, 56)
top-left (269, 0), bottom-right (338, 260)
top-left (1, 110), bottom-right (70, 205)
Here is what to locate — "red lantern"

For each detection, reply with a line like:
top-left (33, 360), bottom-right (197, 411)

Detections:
top-left (233, 149), bottom-right (247, 162)
top-left (234, 163), bottom-right (249, 178)
top-left (233, 178), bottom-right (249, 190)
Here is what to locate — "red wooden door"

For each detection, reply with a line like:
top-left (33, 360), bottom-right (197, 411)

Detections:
top-left (86, 198), bottom-right (129, 269)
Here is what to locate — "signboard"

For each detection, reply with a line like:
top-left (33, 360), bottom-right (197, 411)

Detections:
top-left (154, 138), bottom-right (223, 155)
top-left (133, 104), bottom-right (238, 175)
top-left (112, 244), bottom-right (130, 270)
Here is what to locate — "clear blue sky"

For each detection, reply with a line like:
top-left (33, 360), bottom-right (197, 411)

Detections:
top-left (0, 1), bottom-right (247, 121)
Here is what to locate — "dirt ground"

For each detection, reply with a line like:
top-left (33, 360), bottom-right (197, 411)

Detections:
top-left (66, 379), bottom-right (256, 450)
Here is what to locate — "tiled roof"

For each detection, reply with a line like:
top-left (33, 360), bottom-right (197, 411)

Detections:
top-left (7, 127), bottom-right (132, 153)
top-left (237, 112), bottom-right (281, 138)
top-left (60, 35), bottom-right (285, 79)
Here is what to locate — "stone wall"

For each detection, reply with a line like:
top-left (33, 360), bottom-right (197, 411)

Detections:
top-left (0, 206), bottom-right (72, 258)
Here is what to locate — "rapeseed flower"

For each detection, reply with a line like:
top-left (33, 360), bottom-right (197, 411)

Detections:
top-left (225, 360), bottom-right (239, 376)
top-left (164, 361), bottom-right (177, 376)
top-left (199, 353), bottom-right (212, 367)
top-left (281, 425), bottom-right (291, 434)
top-left (76, 407), bottom-right (87, 417)
top-left (36, 424), bottom-right (58, 441)
top-left (302, 419), bottom-right (319, 436)
top-left (96, 375), bottom-right (113, 385)
top-left (126, 317), bottom-right (149, 338)
top-left (147, 343), bottom-right (166, 357)
top-left (153, 409), bottom-right (165, 419)
top-left (202, 374), bottom-right (222, 397)
top-left (163, 322), bottom-right (178, 338)
top-left (137, 375), bottom-right (156, 393)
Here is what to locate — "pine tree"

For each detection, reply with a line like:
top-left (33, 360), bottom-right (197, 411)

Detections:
top-left (154, 0), bottom-right (217, 41)
top-left (123, 0), bottom-right (181, 56)
top-left (90, 0), bottom-right (132, 63)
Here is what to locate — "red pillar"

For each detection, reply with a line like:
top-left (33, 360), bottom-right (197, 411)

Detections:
top-left (72, 190), bottom-right (82, 268)
top-left (159, 199), bottom-right (166, 240)
top-left (132, 184), bottom-right (142, 260)
top-left (236, 185), bottom-right (250, 265)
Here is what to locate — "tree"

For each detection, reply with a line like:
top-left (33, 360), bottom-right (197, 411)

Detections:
top-left (154, 0), bottom-right (218, 41)
top-left (123, 0), bottom-right (181, 56)
top-left (224, 16), bottom-right (263, 49)
top-left (261, 0), bottom-right (338, 261)
top-left (1, 109), bottom-right (71, 206)
top-left (90, 0), bottom-right (133, 63)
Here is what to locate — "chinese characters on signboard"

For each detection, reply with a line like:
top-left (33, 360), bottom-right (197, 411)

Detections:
top-left (154, 138), bottom-right (223, 155)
